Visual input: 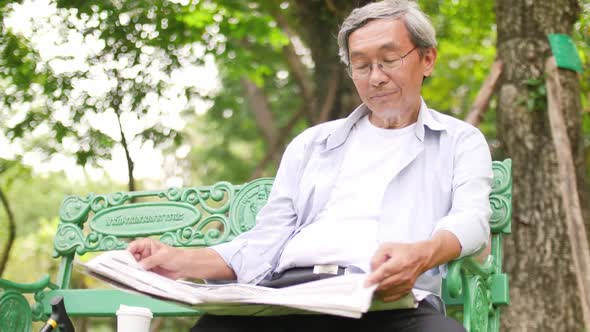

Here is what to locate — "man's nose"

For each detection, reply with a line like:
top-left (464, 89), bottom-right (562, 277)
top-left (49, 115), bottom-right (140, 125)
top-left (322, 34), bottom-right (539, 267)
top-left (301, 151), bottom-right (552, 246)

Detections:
top-left (368, 64), bottom-right (389, 87)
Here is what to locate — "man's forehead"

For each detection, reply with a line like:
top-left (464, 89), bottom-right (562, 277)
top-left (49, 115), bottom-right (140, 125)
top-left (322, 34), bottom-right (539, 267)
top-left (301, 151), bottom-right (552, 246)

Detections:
top-left (349, 42), bottom-right (402, 58)
top-left (348, 19), bottom-right (410, 55)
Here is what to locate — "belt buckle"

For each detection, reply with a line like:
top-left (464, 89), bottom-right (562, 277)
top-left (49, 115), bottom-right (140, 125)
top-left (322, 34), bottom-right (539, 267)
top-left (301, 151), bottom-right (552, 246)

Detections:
top-left (313, 264), bottom-right (339, 275)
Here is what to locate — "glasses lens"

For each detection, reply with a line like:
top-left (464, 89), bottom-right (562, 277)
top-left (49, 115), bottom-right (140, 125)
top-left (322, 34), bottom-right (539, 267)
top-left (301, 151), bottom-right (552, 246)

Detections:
top-left (383, 60), bottom-right (402, 71)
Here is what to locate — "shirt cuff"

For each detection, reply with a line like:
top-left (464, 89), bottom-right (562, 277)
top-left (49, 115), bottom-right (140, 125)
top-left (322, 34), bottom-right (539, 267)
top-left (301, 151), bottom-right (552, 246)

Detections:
top-left (431, 213), bottom-right (490, 258)
top-left (210, 240), bottom-right (273, 284)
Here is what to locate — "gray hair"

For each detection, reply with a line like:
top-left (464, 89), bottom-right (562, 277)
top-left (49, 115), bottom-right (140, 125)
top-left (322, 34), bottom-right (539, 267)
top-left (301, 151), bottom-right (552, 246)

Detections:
top-left (337, 0), bottom-right (437, 66)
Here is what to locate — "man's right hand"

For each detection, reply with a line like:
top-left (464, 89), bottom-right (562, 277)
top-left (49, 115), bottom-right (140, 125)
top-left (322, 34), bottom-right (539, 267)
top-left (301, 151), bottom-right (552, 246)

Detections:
top-left (127, 238), bottom-right (185, 279)
top-left (127, 238), bottom-right (237, 281)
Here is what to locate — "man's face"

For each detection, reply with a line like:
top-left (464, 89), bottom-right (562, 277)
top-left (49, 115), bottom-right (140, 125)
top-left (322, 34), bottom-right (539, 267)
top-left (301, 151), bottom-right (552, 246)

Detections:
top-left (347, 18), bottom-right (436, 118)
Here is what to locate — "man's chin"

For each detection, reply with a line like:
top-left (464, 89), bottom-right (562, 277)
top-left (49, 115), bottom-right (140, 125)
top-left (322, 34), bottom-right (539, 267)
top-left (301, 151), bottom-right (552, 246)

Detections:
top-left (369, 106), bottom-right (404, 115)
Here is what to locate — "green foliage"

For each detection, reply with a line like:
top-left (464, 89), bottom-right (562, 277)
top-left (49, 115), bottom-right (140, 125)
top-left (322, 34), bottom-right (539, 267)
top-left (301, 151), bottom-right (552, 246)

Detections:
top-left (0, 158), bottom-right (30, 190)
top-left (575, 0), bottom-right (590, 101)
top-left (574, 0), bottom-right (590, 180)
top-left (1, 1), bottom-right (590, 330)
top-left (522, 77), bottom-right (548, 113)
top-left (3, 217), bottom-right (60, 283)
top-left (420, 0), bottom-right (497, 125)
top-left (177, 1), bottom-right (304, 181)
top-left (2, 0), bottom-right (195, 180)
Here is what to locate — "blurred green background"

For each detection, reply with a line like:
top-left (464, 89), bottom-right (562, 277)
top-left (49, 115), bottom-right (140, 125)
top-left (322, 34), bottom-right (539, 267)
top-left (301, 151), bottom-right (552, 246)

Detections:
top-left (0, 0), bottom-right (589, 330)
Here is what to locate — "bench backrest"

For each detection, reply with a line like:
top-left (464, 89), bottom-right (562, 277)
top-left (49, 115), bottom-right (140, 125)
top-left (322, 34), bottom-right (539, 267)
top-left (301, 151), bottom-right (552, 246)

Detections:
top-left (54, 160), bottom-right (512, 289)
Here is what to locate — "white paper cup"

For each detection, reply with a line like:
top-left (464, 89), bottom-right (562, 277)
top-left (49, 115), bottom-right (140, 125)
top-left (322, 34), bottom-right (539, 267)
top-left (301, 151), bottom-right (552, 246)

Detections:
top-left (116, 305), bottom-right (153, 332)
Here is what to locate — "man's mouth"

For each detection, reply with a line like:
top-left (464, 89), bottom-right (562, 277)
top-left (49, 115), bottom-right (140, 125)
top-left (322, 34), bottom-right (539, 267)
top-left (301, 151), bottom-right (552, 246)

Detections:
top-left (370, 91), bottom-right (398, 100)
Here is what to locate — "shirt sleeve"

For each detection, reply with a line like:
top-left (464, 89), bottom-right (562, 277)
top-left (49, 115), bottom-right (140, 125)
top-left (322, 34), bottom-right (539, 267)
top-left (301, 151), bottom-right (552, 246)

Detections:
top-left (431, 127), bottom-right (493, 258)
top-left (210, 136), bottom-right (305, 284)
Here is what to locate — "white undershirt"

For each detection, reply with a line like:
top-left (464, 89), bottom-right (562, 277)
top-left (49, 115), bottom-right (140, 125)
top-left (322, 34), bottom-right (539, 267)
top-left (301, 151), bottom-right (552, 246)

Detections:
top-left (277, 115), bottom-right (416, 273)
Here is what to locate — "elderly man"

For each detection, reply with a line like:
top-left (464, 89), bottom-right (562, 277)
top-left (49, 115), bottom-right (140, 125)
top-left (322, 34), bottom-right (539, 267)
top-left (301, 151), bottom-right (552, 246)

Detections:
top-left (129, 1), bottom-right (492, 331)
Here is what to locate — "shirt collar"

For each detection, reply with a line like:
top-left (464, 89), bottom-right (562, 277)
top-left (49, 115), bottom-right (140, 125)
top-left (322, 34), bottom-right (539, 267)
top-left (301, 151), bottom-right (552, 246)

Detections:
top-left (322, 98), bottom-right (446, 150)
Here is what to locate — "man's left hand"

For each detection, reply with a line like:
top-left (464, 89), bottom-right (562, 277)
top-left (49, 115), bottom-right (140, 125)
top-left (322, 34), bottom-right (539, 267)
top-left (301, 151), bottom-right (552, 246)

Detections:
top-left (364, 242), bottom-right (432, 302)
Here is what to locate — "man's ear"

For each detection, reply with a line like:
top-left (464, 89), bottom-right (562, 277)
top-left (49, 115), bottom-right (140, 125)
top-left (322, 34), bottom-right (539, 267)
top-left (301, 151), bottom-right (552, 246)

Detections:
top-left (422, 47), bottom-right (437, 77)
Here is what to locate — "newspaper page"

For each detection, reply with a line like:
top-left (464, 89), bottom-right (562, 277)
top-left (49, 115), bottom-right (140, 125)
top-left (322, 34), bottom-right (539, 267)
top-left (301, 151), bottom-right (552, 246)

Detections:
top-left (78, 250), bottom-right (416, 318)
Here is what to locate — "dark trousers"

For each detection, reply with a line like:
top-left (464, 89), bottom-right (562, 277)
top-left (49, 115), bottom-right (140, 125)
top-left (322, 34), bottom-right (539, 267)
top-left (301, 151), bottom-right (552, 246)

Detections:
top-left (189, 300), bottom-right (466, 332)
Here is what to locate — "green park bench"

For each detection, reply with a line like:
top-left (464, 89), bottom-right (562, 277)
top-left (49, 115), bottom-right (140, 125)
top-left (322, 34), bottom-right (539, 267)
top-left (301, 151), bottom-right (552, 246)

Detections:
top-left (0, 159), bottom-right (512, 332)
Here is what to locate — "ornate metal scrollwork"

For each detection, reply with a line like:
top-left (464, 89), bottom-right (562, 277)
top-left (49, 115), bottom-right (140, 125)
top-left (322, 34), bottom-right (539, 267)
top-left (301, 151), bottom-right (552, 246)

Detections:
top-left (489, 195), bottom-right (511, 232)
top-left (491, 160), bottom-right (511, 195)
top-left (32, 291), bottom-right (47, 321)
top-left (162, 187), bottom-right (183, 201)
top-left (160, 215), bottom-right (231, 247)
top-left (90, 194), bottom-right (109, 213)
top-left (88, 192), bottom-right (131, 213)
top-left (182, 188), bottom-right (203, 205)
top-left (490, 159), bottom-right (512, 234)
top-left (59, 195), bottom-right (93, 225)
top-left (53, 223), bottom-right (85, 257)
top-left (107, 192), bottom-right (130, 206)
top-left (446, 260), bottom-right (464, 299)
top-left (465, 275), bottom-right (490, 332)
top-left (54, 224), bottom-right (124, 256)
top-left (0, 290), bottom-right (32, 332)
top-left (98, 235), bottom-right (127, 251)
top-left (161, 182), bottom-right (235, 215)
top-left (487, 307), bottom-right (501, 332)
top-left (200, 182), bottom-right (234, 214)
top-left (229, 178), bottom-right (273, 236)
top-left (84, 232), bottom-right (127, 252)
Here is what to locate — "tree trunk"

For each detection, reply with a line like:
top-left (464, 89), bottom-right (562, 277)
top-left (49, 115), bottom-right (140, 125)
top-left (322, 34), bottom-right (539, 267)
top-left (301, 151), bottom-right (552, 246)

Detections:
top-left (496, 0), bottom-right (589, 330)
top-left (249, 1), bottom-right (367, 177)
top-left (0, 186), bottom-right (15, 277)
top-left (291, 0), bottom-right (366, 123)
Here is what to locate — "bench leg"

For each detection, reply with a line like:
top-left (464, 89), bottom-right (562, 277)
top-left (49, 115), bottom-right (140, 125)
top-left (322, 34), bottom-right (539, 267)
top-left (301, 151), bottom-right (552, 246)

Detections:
top-left (487, 307), bottom-right (501, 332)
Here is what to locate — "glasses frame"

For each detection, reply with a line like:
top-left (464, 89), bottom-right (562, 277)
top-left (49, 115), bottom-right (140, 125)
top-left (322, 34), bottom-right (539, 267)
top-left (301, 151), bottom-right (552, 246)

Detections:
top-left (347, 46), bottom-right (418, 80)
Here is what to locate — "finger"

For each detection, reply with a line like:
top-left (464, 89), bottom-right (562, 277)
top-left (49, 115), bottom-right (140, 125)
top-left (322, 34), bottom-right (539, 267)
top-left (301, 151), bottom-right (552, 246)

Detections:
top-left (365, 266), bottom-right (387, 287)
top-left (143, 238), bottom-right (164, 260)
top-left (139, 248), bottom-right (168, 271)
top-left (365, 258), bottom-right (402, 287)
top-left (127, 238), bottom-right (150, 259)
top-left (127, 239), bottom-right (141, 253)
top-left (375, 273), bottom-right (404, 292)
top-left (376, 280), bottom-right (409, 295)
top-left (375, 282), bottom-right (411, 299)
top-left (369, 245), bottom-right (392, 272)
top-left (140, 239), bottom-right (158, 260)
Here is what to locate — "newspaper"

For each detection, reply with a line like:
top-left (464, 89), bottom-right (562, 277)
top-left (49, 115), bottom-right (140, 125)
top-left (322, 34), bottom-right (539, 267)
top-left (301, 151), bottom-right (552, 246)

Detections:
top-left (78, 250), bottom-right (416, 318)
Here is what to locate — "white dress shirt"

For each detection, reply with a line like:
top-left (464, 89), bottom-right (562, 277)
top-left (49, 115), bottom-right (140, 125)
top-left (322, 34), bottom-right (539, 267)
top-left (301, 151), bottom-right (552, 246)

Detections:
top-left (277, 115), bottom-right (416, 274)
top-left (211, 99), bottom-right (493, 298)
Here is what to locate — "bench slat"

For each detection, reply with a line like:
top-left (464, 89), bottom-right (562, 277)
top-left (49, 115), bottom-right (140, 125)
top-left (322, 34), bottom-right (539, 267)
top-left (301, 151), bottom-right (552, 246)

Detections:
top-left (38, 290), bottom-right (202, 317)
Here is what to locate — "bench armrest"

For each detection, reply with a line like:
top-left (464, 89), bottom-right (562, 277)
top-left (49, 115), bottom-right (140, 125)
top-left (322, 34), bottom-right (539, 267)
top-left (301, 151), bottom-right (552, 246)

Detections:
top-left (0, 274), bottom-right (54, 293)
top-left (0, 275), bottom-right (56, 332)
top-left (445, 256), bottom-right (494, 299)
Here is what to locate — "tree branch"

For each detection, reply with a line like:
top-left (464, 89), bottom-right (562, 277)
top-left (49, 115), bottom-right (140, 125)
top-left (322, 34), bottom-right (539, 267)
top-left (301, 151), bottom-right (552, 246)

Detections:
top-left (250, 107), bottom-right (306, 179)
top-left (317, 64), bottom-right (341, 124)
top-left (324, 0), bottom-right (339, 15)
top-left (545, 56), bottom-right (590, 329)
top-left (0, 186), bottom-right (15, 277)
top-left (282, 42), bottom-right (316, 123)
top-left (114, 105), bottom-right (136, 193)
top-left (271, 8), bottom-right (317, 123)
top-left (111, 70), bottom-right (135, 193)
top-left (465, 60), bottom-right (503, 126)
top-left (240, 77), bottom-right (279, 146)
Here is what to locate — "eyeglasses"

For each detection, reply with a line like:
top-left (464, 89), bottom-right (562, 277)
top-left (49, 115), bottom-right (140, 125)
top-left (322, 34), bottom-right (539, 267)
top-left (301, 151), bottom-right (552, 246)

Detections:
top-left (347, 46), bottom-right (418, 80)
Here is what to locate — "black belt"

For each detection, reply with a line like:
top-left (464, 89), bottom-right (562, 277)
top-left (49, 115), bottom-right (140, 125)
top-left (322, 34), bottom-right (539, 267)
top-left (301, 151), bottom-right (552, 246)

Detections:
top-left (258, 265), bottom-right (348, 288)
